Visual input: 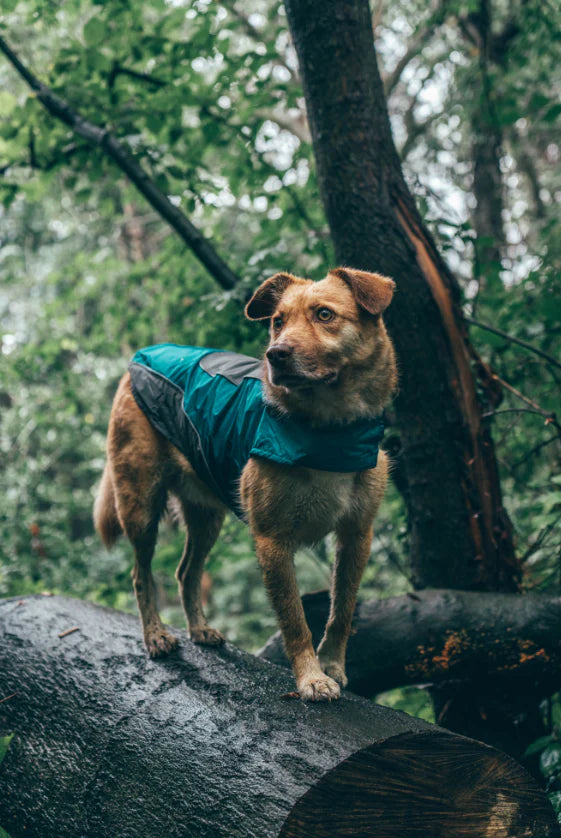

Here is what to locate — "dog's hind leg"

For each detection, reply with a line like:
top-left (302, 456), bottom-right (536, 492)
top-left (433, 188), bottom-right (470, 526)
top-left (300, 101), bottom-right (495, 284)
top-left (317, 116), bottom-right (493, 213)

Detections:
top-left (116, 476), bottom-right (178, 658)
top-left (176, 502), bottom-right (225, 646)
top-left (109, 379), bottom-right (179, 658)
top-left (116, 484), bottom-right (179, 658)
top-left (131, 511), bottom-right (179, 659)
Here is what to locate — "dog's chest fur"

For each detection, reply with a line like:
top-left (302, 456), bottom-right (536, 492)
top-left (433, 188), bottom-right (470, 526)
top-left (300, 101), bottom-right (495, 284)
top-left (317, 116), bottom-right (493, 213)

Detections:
top-left (241, 459), bottom-right (359, 544)
top-left (291, 469), bottom-right (357, 541)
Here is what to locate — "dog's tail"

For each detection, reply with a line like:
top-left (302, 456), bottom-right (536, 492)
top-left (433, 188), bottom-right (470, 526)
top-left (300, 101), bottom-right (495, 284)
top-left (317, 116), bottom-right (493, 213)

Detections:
top-left (94, 464), bottom-right (122, 548)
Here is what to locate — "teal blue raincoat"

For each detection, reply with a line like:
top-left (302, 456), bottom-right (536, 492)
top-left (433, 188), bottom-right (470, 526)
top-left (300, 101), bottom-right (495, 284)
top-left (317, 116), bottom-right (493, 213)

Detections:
top-left (129, 344), bottom-right (384, 519)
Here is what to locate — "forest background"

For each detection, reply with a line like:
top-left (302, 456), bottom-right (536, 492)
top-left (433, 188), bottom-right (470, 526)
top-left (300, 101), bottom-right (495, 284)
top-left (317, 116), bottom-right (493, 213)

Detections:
top-left (1, 0), bottom-right (560, 808)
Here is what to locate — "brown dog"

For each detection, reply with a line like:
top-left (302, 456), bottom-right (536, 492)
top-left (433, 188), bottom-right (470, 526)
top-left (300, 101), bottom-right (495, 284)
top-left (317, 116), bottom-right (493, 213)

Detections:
top-left (94, 268), bottom-right (397, 701)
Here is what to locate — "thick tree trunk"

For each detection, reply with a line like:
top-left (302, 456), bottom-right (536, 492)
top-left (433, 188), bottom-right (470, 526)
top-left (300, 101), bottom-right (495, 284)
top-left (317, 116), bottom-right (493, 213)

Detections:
top-left (1, 596), bottom-right (559, 838)
top-left (284, 0), bottom-right (518, 593)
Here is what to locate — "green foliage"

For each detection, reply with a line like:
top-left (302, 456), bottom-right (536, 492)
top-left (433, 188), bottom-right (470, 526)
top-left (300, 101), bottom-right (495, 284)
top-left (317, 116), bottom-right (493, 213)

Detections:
top-left (0, 734), bottom-right (13, 766)
top-left (0, 731), bottom-right (14, 834)
top-left (375, 686), bottom-right (435, 724)
top-left (525, 694), bottom-right (561, 822)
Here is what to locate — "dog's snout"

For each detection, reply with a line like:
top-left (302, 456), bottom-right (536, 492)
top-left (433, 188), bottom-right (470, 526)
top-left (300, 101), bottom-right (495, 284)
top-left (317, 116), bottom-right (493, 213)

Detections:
top-left (266, 343), bottom-right (293, 366)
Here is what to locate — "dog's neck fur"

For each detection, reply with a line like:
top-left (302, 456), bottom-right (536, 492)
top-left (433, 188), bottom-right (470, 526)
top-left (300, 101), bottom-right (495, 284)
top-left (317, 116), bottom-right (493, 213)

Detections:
top-left (262, 325), bottom-right (397, 426)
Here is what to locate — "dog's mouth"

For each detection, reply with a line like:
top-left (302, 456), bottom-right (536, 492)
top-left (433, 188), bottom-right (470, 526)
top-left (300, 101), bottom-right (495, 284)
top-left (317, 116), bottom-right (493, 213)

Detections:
top-left (267, 365), bottom-right (339, 390)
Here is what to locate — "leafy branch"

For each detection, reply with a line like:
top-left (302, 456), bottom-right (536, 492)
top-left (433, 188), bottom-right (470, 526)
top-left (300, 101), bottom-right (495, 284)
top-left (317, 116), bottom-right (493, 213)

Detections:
top-left (0, 35), bottom-right (239, 291)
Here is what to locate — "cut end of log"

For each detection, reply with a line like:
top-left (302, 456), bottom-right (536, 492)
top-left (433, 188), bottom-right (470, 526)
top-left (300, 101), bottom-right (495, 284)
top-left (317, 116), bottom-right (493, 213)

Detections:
top-left (282, 731), bottom-right (560, 837)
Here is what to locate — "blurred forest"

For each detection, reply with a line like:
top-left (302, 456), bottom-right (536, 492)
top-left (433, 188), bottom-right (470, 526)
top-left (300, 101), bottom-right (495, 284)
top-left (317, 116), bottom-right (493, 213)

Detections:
top-left (1, 0), bottom-right (561, 800)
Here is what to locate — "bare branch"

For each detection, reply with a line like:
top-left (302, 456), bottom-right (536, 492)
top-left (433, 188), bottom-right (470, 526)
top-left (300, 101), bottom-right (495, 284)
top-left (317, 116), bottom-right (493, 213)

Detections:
top-left (254, 106), bottom-right (311, 144)
top-left (383, 0), bottom-right (448, 97)
top-left (488, 372), bottom-right (561, 438)
top-left (221, 0), bottom-right (298, 81)
top-left (0, 35), bottom-right (239, 290)
top-left (483, 407), bottom-right (555, 420)
top-left (466, 316), bottom-right (561, 371)
top-left (511, 133), bottom-right (546, 219)
top-left (398, 55), bottom-right (445, 159)
top-left (400, 109), bottom-right (443, 160)
top-left (512, 435), bottom-right (559, 470)
top-left (108, 63), bottom-right (167, 89)
top-left (494, 373), bottom-right (554, 417)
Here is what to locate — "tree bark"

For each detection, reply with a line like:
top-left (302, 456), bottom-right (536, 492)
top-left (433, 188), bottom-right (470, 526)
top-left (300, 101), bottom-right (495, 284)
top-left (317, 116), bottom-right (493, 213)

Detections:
top-left (1, 595), bottom-right (559, 838)
top-left (283, 0), bottom-right (518, 593)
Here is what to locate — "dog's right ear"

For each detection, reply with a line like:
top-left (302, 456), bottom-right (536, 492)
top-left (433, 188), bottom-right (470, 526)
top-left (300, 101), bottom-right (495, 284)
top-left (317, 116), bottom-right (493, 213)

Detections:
top-left (329, 268), bottom-right (395, 316)
top-left (244, 273), bottom-right (298, 320)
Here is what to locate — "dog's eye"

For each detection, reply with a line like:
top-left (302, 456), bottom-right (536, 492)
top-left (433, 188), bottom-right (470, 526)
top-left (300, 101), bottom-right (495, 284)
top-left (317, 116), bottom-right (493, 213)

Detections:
top-left (316, 308), bottom-right (334, 322)
top-left (272, 317), bottom-right (283, 331)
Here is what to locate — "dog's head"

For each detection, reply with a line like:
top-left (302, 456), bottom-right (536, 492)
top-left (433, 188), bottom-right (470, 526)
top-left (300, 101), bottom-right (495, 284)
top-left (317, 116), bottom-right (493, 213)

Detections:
top-left (245, 268), bottom-right (395, 392)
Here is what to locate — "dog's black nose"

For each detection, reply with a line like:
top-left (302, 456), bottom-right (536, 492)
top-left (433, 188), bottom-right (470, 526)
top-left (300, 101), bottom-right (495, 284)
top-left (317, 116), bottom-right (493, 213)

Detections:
top-left (266, 344), bottom-right (293, 366)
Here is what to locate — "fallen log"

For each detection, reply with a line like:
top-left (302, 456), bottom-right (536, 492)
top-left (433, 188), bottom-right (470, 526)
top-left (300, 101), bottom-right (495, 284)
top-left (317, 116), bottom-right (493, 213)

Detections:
top-left (0, 595), bottom-right (558, 837)
top-left (258, 589), bottom-right (561, 697)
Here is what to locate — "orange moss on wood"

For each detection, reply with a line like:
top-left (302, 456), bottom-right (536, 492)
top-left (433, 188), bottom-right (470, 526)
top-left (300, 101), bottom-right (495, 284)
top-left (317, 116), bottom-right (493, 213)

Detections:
top-left (405, 632), bottom-right (553, 680)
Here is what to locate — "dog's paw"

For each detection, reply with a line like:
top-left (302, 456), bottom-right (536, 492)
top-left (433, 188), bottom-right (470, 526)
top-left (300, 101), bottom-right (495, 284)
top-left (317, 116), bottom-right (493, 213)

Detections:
top-left (319, 659), bottom-right (348, 689)
top-left (297, 673), bottom-right (341, 702)
top-left (145, 629), bottom-right (179, 658)
top-left (190, 626), bottom-right (225, 646)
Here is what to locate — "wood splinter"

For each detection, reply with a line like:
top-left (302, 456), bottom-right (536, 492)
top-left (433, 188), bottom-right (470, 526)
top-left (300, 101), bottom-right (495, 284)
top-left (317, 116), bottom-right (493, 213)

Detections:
top-left (57, 626), bottom-right (80, 639)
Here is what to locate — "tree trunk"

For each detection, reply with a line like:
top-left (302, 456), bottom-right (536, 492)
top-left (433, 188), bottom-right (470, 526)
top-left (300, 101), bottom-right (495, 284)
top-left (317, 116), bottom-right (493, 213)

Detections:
top-left (467, 0), bottom-right (507, 292)
top-left (284, 0), bottom-right (518, 593)
top-left (1, 595), bottom-right (559, 838)
top-left (472, 97), bottom-right (505, 290)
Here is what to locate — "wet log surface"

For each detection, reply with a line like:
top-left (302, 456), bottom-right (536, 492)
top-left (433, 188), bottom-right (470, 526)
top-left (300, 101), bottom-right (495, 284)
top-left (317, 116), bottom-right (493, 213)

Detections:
top-left (0, 595), bottom-right (558, 837)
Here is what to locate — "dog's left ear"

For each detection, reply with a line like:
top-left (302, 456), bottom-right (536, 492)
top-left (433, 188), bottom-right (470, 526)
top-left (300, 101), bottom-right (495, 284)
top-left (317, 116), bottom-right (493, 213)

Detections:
top-left (329, 268), bottom-right (395, 316)
top-left (245, 273), bottom-right (299, 320)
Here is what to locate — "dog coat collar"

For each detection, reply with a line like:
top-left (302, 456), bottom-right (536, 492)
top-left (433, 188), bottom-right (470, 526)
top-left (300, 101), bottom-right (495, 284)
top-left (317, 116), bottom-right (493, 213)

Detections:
top-left (129, 344), bottom-right (384, 519)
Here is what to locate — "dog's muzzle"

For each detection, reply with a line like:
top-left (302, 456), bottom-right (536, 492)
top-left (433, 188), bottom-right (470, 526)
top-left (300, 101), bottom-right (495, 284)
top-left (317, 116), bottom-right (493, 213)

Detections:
top-left (266, 343), bottom-right (293, 368)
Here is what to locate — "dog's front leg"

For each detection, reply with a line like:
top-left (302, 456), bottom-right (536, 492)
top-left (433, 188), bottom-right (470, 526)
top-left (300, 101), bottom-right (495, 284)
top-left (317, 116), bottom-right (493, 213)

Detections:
top-left (317, 524), bottom-right (373, 688)
top-left (254, 534), bottom-right (340, 701)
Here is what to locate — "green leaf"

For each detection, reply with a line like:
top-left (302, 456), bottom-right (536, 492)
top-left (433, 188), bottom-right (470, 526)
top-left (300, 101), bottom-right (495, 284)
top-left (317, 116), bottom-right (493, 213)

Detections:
top-left (0, 733), bottom-right (13, 765)
top-left (548, 791), bottom-right (561, 818)
top-left (544, 104), bottom-right (561, 123)
top-left (540, 744), bottom-right (561, 777)
top-left (524, 734), bottom-right (553, 757)
top-left (89, 50), bottom-right (112, 73)
top-left (83, 17), bottom-right (105, 46)
top-left (146, 112), bottom-right (163, 134)
top-left (0, 92), bottom-right (17, 117)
